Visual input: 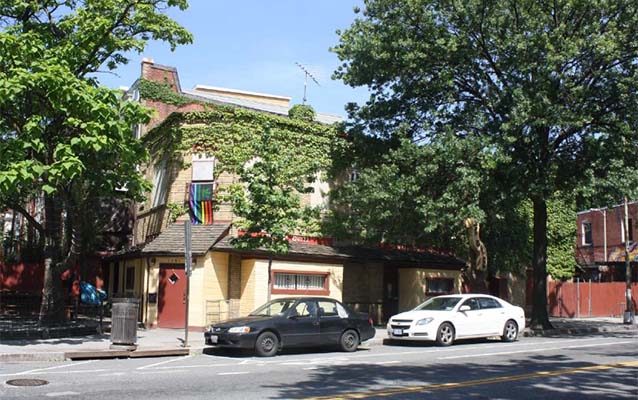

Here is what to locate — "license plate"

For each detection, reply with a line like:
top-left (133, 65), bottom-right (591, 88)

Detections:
top-left (209, 335), bottom-right (218, 344)
top-left (392, 329), bottom-right (403, 335)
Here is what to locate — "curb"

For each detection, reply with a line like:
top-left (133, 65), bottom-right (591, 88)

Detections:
top-left (522, 324), bottom-right (637, 337)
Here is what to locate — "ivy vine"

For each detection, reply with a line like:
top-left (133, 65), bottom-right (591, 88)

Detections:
top-left (143, 105), bottom-right (347, 181)
top-left (138, 79), bottom-right (194, 107)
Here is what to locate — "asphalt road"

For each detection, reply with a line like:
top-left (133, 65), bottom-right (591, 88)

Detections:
top-left (1, 331), bottom-right (637, 400)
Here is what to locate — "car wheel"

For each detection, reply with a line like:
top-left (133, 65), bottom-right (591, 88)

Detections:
top-left (255, 331), bottom-right (279, 357)
top-left (340, 329), bottom-right (359, 352)
top-left (502, 320), bottom-right (519, 342)
top-left (436, 322), bottom-right (455, 346)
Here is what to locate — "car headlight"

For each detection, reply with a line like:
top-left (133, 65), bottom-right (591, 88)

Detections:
top-left (416, 318), bottom-right (434, 326)
top-left (228, 326), bottom-right (251, 334)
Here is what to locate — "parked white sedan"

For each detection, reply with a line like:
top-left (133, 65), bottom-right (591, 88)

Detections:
top-left (387, 294), bottom-right (525, 346)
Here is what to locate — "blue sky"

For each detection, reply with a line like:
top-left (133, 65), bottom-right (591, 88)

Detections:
top-left (98, 0), bottom-right (368, 118)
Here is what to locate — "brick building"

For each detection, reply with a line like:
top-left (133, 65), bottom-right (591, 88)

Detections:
top-left (106, 59), bottom-right (466, 329)
top-left (576, 201), bottom-right (638, 282)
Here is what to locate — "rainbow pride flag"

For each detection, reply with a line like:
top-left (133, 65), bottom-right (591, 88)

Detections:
top-left (189, 183), bottom-right (214, 224)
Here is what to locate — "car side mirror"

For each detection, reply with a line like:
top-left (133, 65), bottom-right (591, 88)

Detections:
top-left (459, 305), bottom-right (471, 312)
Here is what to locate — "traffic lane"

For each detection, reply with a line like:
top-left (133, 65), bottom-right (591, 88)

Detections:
top-left (299, 360), bottom-right (638, 400)
top-left (1, 333), bottom-right (635, 376)
top-left (1, 335), bottom-right (636, 400)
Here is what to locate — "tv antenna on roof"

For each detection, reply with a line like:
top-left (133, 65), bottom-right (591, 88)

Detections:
top-left (295, 62), bottom-right (320, 105)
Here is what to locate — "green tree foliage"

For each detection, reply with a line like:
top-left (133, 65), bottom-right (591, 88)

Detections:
top-left (0, 0), bottom-right (192, 322)
top-left (328, 132), bottom-right (486, 256)
top-left (334, 0), bottom-right (638, 328)
top-left (288, 104), bottom-right (316, 122)
top-left (227, 128), bottom-right (324, 299)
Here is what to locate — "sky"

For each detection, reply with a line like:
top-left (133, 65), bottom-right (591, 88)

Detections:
top-left (98, 0), bottom-right (369, 118)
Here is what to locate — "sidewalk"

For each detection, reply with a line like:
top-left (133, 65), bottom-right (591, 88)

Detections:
top-left (1, 319), bottom-right (634, 362)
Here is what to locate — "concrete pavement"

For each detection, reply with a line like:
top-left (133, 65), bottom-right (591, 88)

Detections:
top-left (1, 318), bottom-right (634, 362)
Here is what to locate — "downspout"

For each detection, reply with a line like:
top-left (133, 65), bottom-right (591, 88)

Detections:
top-left (145, 257), bottom-right (151, 328)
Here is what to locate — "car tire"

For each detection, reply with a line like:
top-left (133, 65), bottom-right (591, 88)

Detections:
top-left (502, 320), bottom-right (519, 342)
top-left (340, 329), bottom-right (359, 352)
top-left (255, 331), bottom-right (279, 357)
top-left (436, 322), bottom-right (455, 346)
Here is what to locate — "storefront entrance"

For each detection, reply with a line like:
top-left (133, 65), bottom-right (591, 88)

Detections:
top-left (158, 264), bottom-right (186, 328)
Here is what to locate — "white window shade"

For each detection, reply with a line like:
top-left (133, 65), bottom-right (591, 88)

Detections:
top-left (192, 154), bottom-right (215, 181)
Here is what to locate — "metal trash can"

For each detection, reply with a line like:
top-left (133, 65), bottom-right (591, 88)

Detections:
top-left (110, 298), bottom-right (139, 349)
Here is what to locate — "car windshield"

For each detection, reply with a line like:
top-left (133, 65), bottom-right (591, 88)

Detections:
top-left (249, 299), bottom-right (297, 317)
top-left (414, 297), bottom-right (462, 311)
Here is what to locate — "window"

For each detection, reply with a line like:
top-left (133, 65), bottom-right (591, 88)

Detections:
top-left (426, 278), bottom-right (454, 295)
top-left (461, 298), bottom-right (480, 311)
top-left (317, 300), bottom-right (339, 317)
top-left (349, 169), bottom-right (359, 182)
top-left (272, 271), bottom-right (329, 295)
top-left (151, 160), bottom-right (168, 208)
top-left (192, 153), bottom-right (215, 182)
top-left (621, 219), bottom-right (633, 243)
top-left (582, 222), bottom-right (592, 245)
top-left (477, 297), bottom-right (502, 309)
top-left (125, 266), bottom-right (135, 291)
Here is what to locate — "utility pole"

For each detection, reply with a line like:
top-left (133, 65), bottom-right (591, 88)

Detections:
top-left (622, 197), bottom-right (635, 324)
top-left (184, 220), bottom-right (192, 346)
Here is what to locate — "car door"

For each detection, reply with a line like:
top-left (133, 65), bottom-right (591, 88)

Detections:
top-left (280, 299), bottom-right (320, 347)
top-left (318, 300), bottom-right (348, 345)
top-left (454, 297), bottom-right (483, 337)
top-left (477, 297), bottom-right (506, 335)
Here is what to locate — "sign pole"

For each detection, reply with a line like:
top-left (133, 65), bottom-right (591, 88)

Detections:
top-left (184, 220), bottom-right (192, 346)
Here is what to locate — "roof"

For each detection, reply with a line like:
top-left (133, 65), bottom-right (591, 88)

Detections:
top-left (214, 236), bottom-right (465, 270)
top-left (181, 88), bottom-right (342, 125)
top-left (141, 223), bottom-right (230, 256)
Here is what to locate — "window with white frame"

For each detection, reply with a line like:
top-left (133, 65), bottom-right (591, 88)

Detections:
top-left (192, 153), bottom-right (215, 182)
top-left (273, 272), bottom-right (327, 292)
top-left (150, 160), bottom-right (168, 208)
top-left (582, 222), bottom-right (592, 245)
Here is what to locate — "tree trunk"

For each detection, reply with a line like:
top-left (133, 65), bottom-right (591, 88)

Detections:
top-left (530, 196), bottom-right (553, 329)
top-left (39, 194), bottom-right (67, 323)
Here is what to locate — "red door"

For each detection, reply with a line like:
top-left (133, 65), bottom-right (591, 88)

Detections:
top-left (158, 265), bottom-right (186, 328)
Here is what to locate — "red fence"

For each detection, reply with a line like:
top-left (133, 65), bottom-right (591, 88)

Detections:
top-left (548, 281), bottom-right (638, 318)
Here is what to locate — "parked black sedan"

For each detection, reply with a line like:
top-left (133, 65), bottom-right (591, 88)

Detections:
top-left (205, 297), bottom-right (376, 357)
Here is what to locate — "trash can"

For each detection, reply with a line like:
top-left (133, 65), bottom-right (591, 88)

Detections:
top-left (110, 298), bottom-right (139, 349)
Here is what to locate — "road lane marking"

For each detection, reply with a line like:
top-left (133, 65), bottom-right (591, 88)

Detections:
top-left (218, 372), bottom-right (250, 376)
top-left (374, 361), bottom-right (400, 365)
top-left (137, 355), bottom-right (192, 370)
top-left (438, 340), bottom-right (636, 360)
top-left (303, 361), bottom-right (638, 400)
top-left (9, 360), bottom-right (96, 376)
top-left (46, 392), bottom-right (80, 397)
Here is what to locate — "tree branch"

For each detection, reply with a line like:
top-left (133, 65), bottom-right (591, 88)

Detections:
top-left (10, 202), bottom-right (44, 234)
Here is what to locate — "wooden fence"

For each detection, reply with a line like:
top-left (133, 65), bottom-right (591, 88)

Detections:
top-left (548, 281), bottom-right (638, 318)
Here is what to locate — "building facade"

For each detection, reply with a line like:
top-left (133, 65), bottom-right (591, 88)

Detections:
top-left (107, 59), bottom-right (466, 329)
top-left (576, 201), bottom-right (638, 282)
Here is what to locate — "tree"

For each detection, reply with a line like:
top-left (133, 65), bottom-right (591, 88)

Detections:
top-left (334, 0), bottom-right (638, 328)
top-left (0, 1), bottom-right (192, 322)
top-left (227, 127), bottom-right (319, 300)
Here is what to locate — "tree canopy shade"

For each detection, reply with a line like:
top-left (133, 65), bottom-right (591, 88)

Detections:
top-left (0, 0), bottom-right (192, 321)
top-left (334, 0), bottom-right (638, 328)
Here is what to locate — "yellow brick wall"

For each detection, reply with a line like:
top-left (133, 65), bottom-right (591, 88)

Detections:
top-left (398, 269), bottom-right (462, 312)
top-left (203, 252), bottom-right (230, 324)
top-left (239, 259), bottom-right (257, 316)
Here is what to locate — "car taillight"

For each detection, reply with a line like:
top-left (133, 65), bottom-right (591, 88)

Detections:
top-left (369, 317), bottom-right (374, 326)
